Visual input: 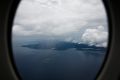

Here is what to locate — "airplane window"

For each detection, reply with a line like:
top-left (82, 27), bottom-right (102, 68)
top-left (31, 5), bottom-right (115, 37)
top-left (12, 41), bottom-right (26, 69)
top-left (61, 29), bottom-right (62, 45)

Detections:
top-left (12, 0), bottom-right (108, 80)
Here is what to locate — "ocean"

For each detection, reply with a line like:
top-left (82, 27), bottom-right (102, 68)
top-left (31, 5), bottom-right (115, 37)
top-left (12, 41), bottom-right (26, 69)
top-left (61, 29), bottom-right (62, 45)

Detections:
top-left (12, 42), bottom-right (106, 80)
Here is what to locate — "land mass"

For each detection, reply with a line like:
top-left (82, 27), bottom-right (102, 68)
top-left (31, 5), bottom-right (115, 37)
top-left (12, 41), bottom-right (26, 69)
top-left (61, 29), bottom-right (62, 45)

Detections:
top-left (22, 40), bottom-right (106, 51)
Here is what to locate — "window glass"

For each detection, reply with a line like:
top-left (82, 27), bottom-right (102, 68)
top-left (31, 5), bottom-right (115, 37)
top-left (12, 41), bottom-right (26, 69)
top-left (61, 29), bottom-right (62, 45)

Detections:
top-left (12, 0), bottom-right (108, 80)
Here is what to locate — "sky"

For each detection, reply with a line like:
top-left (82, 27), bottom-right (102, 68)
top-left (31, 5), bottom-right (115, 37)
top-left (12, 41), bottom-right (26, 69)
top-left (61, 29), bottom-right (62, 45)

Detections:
top-left (13, 0), bottom-right (108, 47)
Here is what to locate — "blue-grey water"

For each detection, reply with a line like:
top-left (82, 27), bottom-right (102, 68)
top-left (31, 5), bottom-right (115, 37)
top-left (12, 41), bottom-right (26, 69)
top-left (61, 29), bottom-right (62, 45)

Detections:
top-left (12, 42), bottom-right (106, 80)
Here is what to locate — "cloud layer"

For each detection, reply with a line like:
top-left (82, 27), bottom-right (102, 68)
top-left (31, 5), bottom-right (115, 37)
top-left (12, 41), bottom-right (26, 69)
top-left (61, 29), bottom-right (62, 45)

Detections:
top-left (13, 0), bottom-right (108, 47)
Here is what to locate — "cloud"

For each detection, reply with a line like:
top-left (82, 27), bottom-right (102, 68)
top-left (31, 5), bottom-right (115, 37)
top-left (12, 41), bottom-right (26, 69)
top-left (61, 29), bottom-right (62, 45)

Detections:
top-left (13, 0), bottom-right (108, 47)
top-left (13, 0), bottom-right (107, 36)
top-left (81, 26), bottom-right (108, 47)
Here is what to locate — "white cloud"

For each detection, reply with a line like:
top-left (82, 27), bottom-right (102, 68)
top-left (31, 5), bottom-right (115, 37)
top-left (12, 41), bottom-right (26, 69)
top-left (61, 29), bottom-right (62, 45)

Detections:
top-left (13, 0), bottom-right (107, 36)
top-left (13, 0), bottom-right (108, 47)
top-left (81, 26), bottom-right (108, 47)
